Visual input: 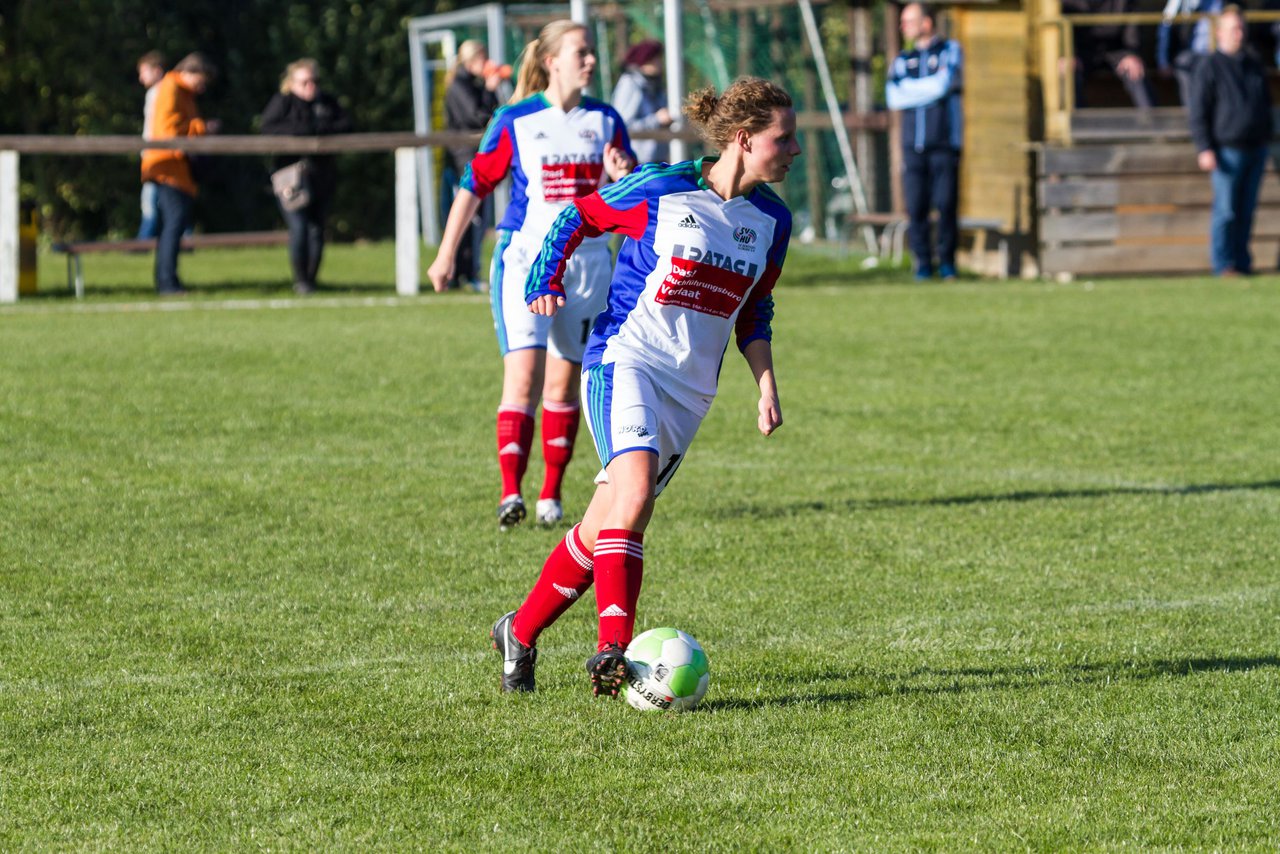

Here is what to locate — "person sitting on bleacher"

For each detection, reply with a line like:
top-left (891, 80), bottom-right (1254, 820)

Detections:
top-left (1062, 0), bottom-right (1156, 108)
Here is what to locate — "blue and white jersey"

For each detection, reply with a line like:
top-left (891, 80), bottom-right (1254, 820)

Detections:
top-left (886, 38), bottom-right (964, 152)
top-left (526, 158), bottom-right (790, 414)
top-left (460, 93), bottom-right (633, 248)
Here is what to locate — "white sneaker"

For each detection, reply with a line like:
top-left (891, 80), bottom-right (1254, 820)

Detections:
top-left (535, 498), bottom-right (563, 525)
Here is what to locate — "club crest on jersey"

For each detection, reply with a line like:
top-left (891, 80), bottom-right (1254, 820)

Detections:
top-left (734, 226), bottom-right (758, 247)
top-left (578, 129), bottom-right (598, 140)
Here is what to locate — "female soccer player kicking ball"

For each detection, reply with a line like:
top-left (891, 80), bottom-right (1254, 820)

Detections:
top-left (428, 20), bottom-right (636, 530)
top-left (490, 77), bottom-right (800, 694)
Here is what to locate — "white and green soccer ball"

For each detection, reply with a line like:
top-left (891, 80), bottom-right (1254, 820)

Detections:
top-left (623, 627), bottom-right (710, 712)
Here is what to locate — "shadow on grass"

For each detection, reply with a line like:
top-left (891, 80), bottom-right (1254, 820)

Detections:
top-left (701, 655), bottom-right (1280, 712)
top-left (710, 479), bottom-right (1280, 520)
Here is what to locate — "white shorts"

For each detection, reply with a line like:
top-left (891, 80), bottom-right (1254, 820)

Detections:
top-left (490, 229), bottom-right (611, 363)
top-left (581, 361), bottom-right (705, 497)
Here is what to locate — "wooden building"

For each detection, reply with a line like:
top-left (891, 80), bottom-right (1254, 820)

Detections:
top-left (941, 0), bottom-right (1280, 277)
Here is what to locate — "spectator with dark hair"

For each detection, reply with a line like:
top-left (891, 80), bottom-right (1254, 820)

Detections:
top-left (260, 58), bottom-right (352, 295)
top-left (1189, 5), bottom-right (1273, 276)
top-left (610, 39), bottom-right (672, 164)
top-left (443, 40), bottom-right (503, 291)
top-left (886, 2), bottom-right (964, 280)
top-left (142, 52), bottom-right (215, 296)
top-left (135, 50), bottom-right (166, 239)
top-left (1062, 0), bottom-right (1155, 108)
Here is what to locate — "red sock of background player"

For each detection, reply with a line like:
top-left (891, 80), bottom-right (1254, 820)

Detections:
top-left (496, 405), bottom-right (534, 499)
top-left (539, 400), bottom-right (580, 501)
top-left (511, 524), bottom-right (594, 647)
top-left (593, 528), bottom-right (644, 651)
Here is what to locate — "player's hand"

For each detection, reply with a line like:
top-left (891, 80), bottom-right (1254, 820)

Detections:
top-left (604, 142), bottom-right (636, 181)
top-left (757, 395), bottom-right (782, 437)
top-left (1197, 149), bottom-right (1217, 172)
top-left (529, 293), bottom-right (565, 316)
top-left (426, 254), bottom-right (454, 293)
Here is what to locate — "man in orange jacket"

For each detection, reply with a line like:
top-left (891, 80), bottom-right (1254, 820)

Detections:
top-left (142, 52), bottom-right (214, 295)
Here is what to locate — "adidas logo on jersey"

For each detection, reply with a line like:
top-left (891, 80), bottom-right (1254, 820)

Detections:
top-left (553, 583), bottom-right (580, 600)
top-left (677, 213), bottom-right (699, 229)
top-left (534, 131), bottom-right (549, 139)
top-left (599, 603), bottom-right (628, 617)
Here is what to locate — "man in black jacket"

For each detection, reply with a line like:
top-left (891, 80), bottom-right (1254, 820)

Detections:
top-left (1189, 5), bottom-right (1274, 276)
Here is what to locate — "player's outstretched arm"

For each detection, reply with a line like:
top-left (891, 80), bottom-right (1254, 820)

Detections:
top-left (743, 338), bottom-right (782, 437)
top-left (427, 188), bottom-right (483, 292)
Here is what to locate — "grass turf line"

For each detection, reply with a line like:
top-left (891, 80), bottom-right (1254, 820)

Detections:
top-left (1, 243), bottom-right (1278, 848)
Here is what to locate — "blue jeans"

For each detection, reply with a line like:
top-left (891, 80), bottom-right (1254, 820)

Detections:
top-left (1210, 145), bottom-right (1267, 275)
top-left (137, 181), bottom-right (159, 239)
top-left (154, 184), bottom-right (193, 293)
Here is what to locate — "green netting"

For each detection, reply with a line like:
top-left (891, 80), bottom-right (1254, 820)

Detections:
top-left (427, 1), bottom-right (867, 242)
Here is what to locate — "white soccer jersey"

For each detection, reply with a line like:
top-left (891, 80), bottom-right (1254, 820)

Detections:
top-left (527, 158), bottom-right (791, 415)
top-left (460, 93), bottom-right (633, 249)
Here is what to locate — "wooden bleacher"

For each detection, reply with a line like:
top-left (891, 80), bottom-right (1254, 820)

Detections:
top-left (1038, 107), bottom-right (1280, 277)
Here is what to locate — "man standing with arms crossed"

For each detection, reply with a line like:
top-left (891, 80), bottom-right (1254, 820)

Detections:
top-left (1189, 5), bottom-right (1273, 277)
top-left (886, 3), bottom-right (964, 281)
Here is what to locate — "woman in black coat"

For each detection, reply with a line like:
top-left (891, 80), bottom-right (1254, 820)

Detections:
top-left (260, 58), bottom-right (352, 294)
top-left (442, 40), bottom-right (503, 290)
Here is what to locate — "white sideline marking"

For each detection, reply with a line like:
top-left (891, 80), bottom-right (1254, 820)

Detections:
top-left (0, 294), bottom-right (489, 316)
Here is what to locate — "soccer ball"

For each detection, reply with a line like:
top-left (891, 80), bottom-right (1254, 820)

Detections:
top-left (623, 627), bottom-right (710, 712)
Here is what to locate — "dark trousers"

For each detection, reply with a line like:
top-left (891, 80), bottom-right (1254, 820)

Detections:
top-left (281, 193), bottom-right (330, 287)
top-left (154, 183), bottom-right (193, 293)
top-left (903, 147), bottom-right (960, 274)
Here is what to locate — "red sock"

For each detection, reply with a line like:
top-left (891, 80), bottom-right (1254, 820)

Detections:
top-left (540, 400), bottom-right (580, 501)
top-left (593, 528), bottom-right (644, 651)
top-left (496, 405), bottom-right (534, 498)
top-left (511, 524), bottom-right (594, 646)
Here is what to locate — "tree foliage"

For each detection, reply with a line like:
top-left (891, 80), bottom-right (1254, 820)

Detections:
top-left (0, 0), bottom-right (469, 240)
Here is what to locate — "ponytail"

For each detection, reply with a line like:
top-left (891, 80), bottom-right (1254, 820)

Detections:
top-left (510, 20), bottom-right (587, 103)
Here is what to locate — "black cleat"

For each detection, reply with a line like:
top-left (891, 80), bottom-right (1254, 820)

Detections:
top-left (498, 495), bottom-right (527, 531)
top-left (585, 644), bottom-right (629, 697)
top-left (491, 610), bottom-right (537, 693)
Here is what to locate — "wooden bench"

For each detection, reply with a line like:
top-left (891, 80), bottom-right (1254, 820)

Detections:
top-left (51, 230), bottom-right (290, 298)
top-left (839, 212), bottom-right (1009, 276)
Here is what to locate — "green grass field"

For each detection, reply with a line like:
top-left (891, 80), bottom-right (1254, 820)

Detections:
top-left (3, 243), bottom-right (1279, 849)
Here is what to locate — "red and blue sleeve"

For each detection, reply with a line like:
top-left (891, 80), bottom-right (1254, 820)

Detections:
top-left (459, 114), bottom-right (513, 198)
top-left (735, 219), bottom-right (791, 352)
top-left (526, 168), bottom-right (654, 303)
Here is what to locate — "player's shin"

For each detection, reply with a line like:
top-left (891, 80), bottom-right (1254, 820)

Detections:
top-left (511, 524), bottom-right (594, 646)
top-left (539, 399), bottom-right (580, 501)
top-left (593, 529), bottom-right (644, 651)
top-left (496, 404), bottom-right (535, 499)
